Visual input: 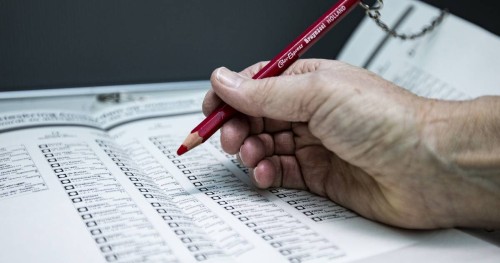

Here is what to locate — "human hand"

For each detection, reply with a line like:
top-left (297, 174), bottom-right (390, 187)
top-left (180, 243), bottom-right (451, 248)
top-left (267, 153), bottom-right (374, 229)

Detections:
top-left (202, 59), bottom-right (500, 229)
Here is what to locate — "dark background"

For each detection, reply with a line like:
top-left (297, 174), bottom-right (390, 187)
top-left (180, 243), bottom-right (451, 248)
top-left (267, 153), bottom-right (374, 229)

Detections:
top-left (0, 0), bottom-right (498, 92)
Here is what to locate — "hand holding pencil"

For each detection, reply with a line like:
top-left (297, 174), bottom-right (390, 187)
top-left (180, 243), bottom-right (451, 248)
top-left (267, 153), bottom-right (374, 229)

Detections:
top-left (177, 0), bottom-right (361, 155)
top-left (177, 0), bottom-right (500, 229)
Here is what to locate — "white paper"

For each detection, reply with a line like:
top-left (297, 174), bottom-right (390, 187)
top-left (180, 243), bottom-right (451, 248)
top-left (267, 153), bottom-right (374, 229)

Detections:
top-left (1, 89), bottom-right (498, 263)
top-left (1, 0), bottom-right (499, 261)
top-left (338, 0), bottom-right (500, 99)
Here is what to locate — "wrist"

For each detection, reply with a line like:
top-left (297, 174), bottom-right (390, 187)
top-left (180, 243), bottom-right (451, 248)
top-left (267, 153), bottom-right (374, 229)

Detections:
top-left (420, 96), bottom-right (500, 228)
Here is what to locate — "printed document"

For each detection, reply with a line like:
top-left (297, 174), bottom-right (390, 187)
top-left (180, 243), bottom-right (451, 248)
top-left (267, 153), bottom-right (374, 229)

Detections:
top-left (1, 0), bottom-right (499, 262)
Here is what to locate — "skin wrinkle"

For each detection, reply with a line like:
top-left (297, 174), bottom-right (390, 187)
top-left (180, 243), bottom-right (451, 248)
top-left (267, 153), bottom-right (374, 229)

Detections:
top-left (255, 77), bottom-right (278, 118)
top-left (281, 156), bottom-right (302, 188)
top-left (308, 88), bottom-right (343, 141)
top-left (271, 156), bottom-right (283, 187)
top-left (258, 133), bottom-right (275, 157)
top-left (207, 59), bottom-right (500, 229)
top-left (301, 77), bottom-right (335, 133)
top-left (413, 100), bottom-right (470, 227)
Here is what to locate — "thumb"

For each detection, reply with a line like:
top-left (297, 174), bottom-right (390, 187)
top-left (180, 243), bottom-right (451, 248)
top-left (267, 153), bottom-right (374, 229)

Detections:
top-left (211, 67), bottom-right (323, 122)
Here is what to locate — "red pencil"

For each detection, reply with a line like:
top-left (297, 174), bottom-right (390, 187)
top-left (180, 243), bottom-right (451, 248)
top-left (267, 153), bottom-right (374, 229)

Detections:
top-left (178, 0), bottom-right (360, 155)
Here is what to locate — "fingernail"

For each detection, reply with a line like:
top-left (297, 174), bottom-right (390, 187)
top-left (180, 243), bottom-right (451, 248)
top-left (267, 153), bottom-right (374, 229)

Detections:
top-left (216, 67), bottom-right (244, 88)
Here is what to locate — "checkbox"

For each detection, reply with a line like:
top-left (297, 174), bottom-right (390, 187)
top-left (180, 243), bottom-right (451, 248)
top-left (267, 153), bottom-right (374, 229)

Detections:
top-left (90, 229), bottom-right (102, 235)
top-left (57, 174), bottom-right (68, 179)
top-left (95, 237), bottom-right (107, 244)
top-left (100, 246), bottom-right (112, 253)
top-left (105, 255), bottom-right (118, 262)
top-left (72, 198), bottom-right (82, 203)
top-left (262, 235), bottom-right (273, 241)
top-left (77, 207), bottom-right (88, 213)
top-left (254, 229), bottom-right (265, 234)
top-left (86, 221), bottom-right (97, 227)
top-left (271, 242), bottom-right (282, 248)
top-left (150, 202), bottom-right (161, 207)
top-left (195, 254), bottom-right (206, 261)
top-left (81, 214), bottom-right (93, 220)
top-left (188, 245), bottom-right (199, 252)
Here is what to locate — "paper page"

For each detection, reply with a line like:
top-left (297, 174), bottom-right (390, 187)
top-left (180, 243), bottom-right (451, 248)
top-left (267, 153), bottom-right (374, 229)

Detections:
top-left (338, 0), bottom-right (500, 99)
top-left (1, 90), bottom-right (498, 263)
top-left (0, 111), bottom-right (183, 262)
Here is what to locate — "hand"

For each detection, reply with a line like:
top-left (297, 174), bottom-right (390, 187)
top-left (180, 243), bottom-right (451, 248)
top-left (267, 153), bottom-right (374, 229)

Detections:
top-left (202, 59), bottom-right (500, 229)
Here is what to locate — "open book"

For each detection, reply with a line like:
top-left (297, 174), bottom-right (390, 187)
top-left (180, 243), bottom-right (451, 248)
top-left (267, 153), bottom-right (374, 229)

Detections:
top-left (1, 0), bottom-right (499, 262)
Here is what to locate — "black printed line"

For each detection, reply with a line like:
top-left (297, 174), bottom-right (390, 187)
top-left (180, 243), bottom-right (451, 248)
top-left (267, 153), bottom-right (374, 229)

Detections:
top-left (103, 111), bottom-right (201, 131)
top-left (0, 124), bottom-right (102, 134)
top-left (362, 5), bottom-right (415, 69)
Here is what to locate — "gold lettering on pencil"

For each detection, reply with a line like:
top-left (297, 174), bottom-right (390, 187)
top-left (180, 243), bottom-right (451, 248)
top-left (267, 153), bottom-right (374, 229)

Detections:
top-left (326, 5), bottom-right (346, 24)
top-left (278, 57), bottom-right (288, 68)
top-left (304, 23), bottom-right (327, 44)
top-left (278, 44), bottom-right (304, 69)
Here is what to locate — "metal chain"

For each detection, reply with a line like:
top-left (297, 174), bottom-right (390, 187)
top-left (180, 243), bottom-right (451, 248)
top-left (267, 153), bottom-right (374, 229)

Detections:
top-left (359, 0), bottom-right (448, 40)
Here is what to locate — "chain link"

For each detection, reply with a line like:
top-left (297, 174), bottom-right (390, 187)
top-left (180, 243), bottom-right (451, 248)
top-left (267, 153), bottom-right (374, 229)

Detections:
top-left (359, 0), bottom-right (448, 40)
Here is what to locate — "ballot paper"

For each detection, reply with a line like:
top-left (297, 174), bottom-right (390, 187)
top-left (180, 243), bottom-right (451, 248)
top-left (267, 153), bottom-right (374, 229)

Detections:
top-left (1, 1), bottom-right (499, 263)
top-left (338, 0), bottom-right (500, 99)
top-left (1, 92), bottom-right (499, 263)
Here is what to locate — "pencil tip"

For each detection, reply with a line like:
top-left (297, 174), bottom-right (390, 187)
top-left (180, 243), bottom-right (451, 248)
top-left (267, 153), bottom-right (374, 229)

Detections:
top-left (177, 145), bottom-right (188, 156)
